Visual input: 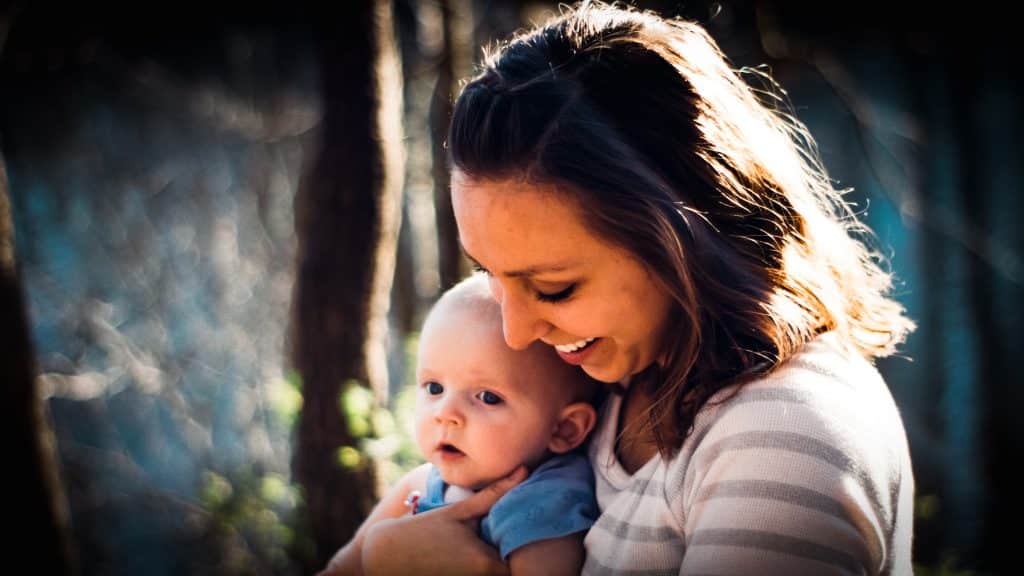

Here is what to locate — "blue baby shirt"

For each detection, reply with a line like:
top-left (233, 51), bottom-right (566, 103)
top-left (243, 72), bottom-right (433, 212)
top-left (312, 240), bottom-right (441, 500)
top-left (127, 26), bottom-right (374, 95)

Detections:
top-left (416, 452), bottom-right (598, 559)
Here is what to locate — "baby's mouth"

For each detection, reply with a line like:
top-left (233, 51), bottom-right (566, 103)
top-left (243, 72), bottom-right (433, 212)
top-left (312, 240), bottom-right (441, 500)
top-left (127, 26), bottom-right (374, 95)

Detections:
top-left (439, 442), bottom-right (464, 456)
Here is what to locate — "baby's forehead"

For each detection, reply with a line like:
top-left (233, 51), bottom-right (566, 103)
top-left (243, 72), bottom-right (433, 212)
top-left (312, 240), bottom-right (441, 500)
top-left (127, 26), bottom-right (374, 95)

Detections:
top-left (422, 275), bottom-right (587, 404)
top-left (425, 277), bottom-right (501, 329)
top-left (490, 348), bottom-right (571, 395)
top-left (422, 324), bottom-right (576, 402)
top-left (429, 326), bottom-right (568, 391)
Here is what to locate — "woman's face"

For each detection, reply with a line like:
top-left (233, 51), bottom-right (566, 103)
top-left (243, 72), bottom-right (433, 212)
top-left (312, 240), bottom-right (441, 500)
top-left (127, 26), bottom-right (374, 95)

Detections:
top-left (451, 172), bottom-right (674, 384)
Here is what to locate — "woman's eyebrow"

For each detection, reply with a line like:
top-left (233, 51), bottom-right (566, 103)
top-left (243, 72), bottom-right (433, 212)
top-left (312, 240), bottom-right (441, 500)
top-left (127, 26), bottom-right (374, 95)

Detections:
top-left (461, 246), bottom-right (573, 278)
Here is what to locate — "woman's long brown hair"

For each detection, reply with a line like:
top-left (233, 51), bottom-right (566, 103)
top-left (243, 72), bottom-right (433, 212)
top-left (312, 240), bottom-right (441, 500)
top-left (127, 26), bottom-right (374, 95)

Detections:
top-left (448, 2), bottom-right (915, 454)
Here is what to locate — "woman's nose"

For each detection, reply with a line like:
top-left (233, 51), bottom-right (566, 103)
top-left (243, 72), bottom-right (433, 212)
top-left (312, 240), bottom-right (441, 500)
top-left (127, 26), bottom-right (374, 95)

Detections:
top-left (495, 284), bottom-right (550, 350)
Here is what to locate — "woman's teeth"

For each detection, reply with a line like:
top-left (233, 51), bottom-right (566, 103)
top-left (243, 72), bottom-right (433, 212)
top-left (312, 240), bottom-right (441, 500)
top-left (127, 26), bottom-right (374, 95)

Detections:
top-left (554, 337), bottom-right (596, 353)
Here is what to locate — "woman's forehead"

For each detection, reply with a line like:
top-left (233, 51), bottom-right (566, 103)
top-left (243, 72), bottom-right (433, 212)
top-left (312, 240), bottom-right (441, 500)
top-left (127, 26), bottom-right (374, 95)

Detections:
top-left (451, 177), bottom-right (600, 271)
top-left (451, 173), bottom-right (566, 211)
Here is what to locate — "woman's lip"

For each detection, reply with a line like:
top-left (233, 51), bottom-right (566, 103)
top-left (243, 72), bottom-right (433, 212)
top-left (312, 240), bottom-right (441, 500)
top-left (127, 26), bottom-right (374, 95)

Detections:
top-left (555, 337), bottom-right (600, 365)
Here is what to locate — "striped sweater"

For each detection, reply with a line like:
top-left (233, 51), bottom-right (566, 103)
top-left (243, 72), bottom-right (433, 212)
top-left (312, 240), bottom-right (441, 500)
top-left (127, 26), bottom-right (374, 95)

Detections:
top-left (582, 333), bottom-right (914, 575)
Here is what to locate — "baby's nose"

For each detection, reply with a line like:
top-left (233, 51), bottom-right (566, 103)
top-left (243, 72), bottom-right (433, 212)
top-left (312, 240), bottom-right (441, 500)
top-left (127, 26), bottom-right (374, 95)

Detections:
top-left (433, 395), bottom-right (464, 426)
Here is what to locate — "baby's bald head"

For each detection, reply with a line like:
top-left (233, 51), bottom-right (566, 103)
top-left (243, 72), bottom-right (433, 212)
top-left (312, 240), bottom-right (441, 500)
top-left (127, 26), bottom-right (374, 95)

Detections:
top-left (421, 274), bottom-right (597, 407)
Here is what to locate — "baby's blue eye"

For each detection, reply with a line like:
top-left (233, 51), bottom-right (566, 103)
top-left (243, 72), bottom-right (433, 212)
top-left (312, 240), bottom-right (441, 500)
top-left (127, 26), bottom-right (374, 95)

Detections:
top-left (426, 381), bottom-right (443, 395)
top-left (477, 391), bottom-right (503, 405)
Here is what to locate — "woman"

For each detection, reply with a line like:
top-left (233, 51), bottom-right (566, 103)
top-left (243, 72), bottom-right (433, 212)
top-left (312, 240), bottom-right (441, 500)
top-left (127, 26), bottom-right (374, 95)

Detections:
top-left (341, 3), bottom-right (916, 574)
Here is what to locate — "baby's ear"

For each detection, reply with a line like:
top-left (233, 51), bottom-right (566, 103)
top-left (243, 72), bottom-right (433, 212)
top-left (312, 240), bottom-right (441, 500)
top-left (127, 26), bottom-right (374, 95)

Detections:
top-left (548, 402), bottom-right (598, 454)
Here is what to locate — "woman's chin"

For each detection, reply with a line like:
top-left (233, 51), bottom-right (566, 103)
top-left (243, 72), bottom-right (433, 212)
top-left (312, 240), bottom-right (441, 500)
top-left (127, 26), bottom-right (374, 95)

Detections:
top-left (582, 362), bottom-right (626, 384)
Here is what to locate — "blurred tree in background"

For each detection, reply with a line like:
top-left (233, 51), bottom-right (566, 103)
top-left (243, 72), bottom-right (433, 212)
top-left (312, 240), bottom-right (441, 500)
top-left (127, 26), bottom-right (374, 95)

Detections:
top-left (1, 1), bottom-right (1017, 574)
top-left (290, 1), bottom-right (403, 572)
top-left (2, 115), bottom-right (76, 575)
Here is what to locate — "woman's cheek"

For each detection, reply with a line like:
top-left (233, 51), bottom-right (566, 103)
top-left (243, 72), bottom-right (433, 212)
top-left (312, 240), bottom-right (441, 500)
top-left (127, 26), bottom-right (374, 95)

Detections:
top-left (556, 302), bottom-right (597, 336)
top-left (487, 276), bottom-right (504, 302)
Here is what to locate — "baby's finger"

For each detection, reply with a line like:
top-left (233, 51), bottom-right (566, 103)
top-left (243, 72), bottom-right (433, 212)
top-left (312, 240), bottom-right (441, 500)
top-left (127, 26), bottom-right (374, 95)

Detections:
top-left (450, 466), bottom-right (528, 521)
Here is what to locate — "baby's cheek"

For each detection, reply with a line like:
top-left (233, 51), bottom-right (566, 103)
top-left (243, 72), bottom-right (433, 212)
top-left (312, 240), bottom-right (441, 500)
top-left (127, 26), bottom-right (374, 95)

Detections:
top-left (489, 421), bottom-right (543, 463)
top-left (412, 410), bottom-right (432, 451)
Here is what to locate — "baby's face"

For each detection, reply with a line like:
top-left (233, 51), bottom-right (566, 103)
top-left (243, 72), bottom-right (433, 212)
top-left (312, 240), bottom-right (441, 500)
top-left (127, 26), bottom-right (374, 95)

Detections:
top-left (413, 305), bottom-right (574, 490)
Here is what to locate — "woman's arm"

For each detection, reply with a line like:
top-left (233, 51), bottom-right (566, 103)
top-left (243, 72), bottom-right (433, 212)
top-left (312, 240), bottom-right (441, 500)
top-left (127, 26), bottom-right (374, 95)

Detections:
top-left (508, 534), bottom-right (586, 576)
top-left (332, 466), bottom-right (528, 576)
top-left (319, 463), bottom-right (432, 576)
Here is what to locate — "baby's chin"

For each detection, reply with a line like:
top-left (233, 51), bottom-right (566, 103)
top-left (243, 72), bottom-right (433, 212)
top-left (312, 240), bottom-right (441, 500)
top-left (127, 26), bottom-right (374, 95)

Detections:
top-left (440, 472), bottom-right (492, 492)
top-left (436, 466), bottom-right (508, 492)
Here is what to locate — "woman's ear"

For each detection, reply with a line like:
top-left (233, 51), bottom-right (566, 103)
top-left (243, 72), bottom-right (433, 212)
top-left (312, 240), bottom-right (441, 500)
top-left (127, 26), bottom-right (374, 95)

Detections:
top-left (548, 402), bottom-right (598, 454)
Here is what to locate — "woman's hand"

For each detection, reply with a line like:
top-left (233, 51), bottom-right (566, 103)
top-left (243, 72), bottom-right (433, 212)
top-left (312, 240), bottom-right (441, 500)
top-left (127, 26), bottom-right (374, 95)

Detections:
top-left (359, 466), bottom-right (528, 576)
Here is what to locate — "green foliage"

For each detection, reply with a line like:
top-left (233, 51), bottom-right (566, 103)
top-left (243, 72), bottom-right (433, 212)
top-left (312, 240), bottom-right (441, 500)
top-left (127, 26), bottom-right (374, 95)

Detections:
top-left (914, 553), bottom-right (976, 576)
top-left (199, 468), bottom-right (303, 574)
top-left (200, 471), bottom-right (235, 508)
top-left (318, 335), bottom-right (425, 484)
top-left (340, 379), bottom-right (375, 439)
top-left (336, 333), bottom-right (425, 484)
top-left (369, 381), bottom-right (424, 485)
top-left (268, 371), bottom-right (304, 429)
top-left (915, 493), bottom-right (940, 521)
top-left (336, 445), bottom-right (363, 469)
top-left (912, 494), bottom-right (975, 576)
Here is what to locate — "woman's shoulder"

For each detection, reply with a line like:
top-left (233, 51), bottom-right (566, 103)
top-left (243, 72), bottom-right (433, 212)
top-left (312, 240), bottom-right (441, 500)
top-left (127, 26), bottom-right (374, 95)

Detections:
top-left (661, 333), bottom-right (914, 574)
top-left (668, 332), bottom-right (910, 487)
top-left (704, 332), bottom-right (901, 431)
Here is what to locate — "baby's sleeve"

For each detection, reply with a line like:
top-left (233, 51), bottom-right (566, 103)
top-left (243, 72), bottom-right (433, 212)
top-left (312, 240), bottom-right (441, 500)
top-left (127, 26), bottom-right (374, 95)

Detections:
top-left (481, 452), bottom-right (599, 560)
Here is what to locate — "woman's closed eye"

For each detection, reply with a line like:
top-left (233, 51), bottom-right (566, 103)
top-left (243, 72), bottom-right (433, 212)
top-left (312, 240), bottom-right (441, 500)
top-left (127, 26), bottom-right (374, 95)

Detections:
top-left (471, 259), bottom-right (576, 303)
top-left (535, 284), bottom-right (576, 303)
top-left (475, 390), bottom-right (503, 405)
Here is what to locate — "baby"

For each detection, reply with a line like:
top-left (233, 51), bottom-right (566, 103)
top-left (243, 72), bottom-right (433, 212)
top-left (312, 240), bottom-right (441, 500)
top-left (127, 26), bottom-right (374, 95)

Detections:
top-left (328, 274), bottom-right (600, 575)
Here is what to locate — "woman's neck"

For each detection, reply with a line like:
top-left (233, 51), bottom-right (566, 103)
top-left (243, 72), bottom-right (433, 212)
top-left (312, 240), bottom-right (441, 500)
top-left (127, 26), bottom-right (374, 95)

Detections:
top-left (615, 381), bottom-right (660, 474)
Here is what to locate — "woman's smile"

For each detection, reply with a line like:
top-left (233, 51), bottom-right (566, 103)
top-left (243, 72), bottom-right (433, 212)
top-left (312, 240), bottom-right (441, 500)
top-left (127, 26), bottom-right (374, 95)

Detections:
top-left (551, 337), bottom-right (600, 365)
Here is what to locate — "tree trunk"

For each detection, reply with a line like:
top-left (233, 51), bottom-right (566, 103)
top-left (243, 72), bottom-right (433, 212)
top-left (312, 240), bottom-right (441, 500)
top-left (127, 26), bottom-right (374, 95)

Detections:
top-left (431, 0), bottom-right (472, 290)
top-left (1, 147), bottom-right (77, 574)
top-left (950, 44), bottom-right (1009, 572)
top-left (291, 0), bottom-right (403, 570)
